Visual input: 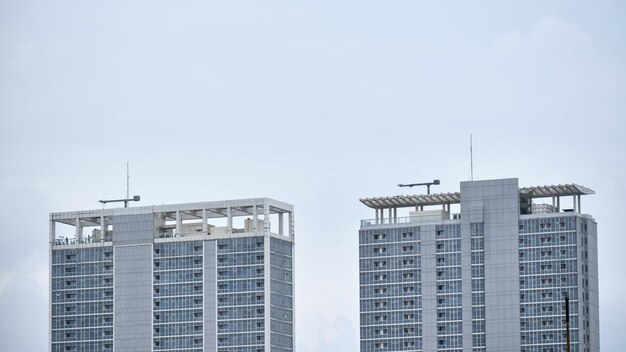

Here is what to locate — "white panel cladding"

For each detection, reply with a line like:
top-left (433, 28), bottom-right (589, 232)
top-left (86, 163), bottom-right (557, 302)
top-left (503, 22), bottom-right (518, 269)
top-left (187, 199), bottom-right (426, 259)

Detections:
top-left (204, 240), bottom-right (217, 352)
top-left (112, 214), bottom-right (154, 245)
top-left (114, 244), bottom-right (153, 351)
top-left (587, 220), bottom-right (599, 352)
top-left (461, 178), bottom-right (521, 352)
top-left (420, 224), bottom-right (438, 352)
top-left (113, 214), bottom-right (154, 352)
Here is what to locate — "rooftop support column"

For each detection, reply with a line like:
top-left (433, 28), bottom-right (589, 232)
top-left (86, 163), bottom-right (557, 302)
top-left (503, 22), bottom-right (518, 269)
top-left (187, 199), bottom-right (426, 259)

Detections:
top-left (572, 196), bottom-right (577, 212)
top-left (50, 218), bottom-right (56, 244)
top-left (253, 205), bottom-right (258, 232)
top-left (202, 208), bottom-right (208, 235)
top-left (578, 195), bottom-right (582, 213)
top-left (263, 201), bottom-right (270, 235)
top-left (388, 208), bottom-right (392, 224)
top-left (100, 215), bottom-right (106, 242)
top-left (393, 208), bottom-right (397, 223)
top-left (289, 211), bottom-right (295, 239)
top-left (557, 197), bottom-right (561, 212)
top-left (278, 212), bottom-right (284, 236)
top-left (175, 210), bottom-right (181, 235)
top-left (227, 207), bottom-right (232, 234)
top-left (75, 217), bottom-right (82, 242)
top-left (375, 209), bottom-right (379, 224)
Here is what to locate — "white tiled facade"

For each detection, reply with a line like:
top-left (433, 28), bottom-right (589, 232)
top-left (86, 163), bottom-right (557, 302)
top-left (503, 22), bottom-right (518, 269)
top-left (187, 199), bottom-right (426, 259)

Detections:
top-left (359, 178), bottom-right (599, 352)
top-left (50, 198), bottom-right (295, 352)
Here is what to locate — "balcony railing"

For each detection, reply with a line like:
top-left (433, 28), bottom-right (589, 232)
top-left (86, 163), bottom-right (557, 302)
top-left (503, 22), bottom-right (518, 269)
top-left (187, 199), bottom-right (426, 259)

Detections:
top-left (54, 236), bottom-right (111, 246)
top-left (360, 214), bottom-right (459, 227)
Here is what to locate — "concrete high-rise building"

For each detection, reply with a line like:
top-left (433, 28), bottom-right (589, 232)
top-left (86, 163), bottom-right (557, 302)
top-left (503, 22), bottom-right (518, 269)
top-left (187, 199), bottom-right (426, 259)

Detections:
top-left (358, 178), bottom-right (598, 352)
top-left (49, 198), bottom-right (295, 352)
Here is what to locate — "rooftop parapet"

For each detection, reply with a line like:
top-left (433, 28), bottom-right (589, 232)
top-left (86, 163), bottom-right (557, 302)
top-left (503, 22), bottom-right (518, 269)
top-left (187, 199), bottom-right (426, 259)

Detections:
top-left (360, 181), bottom-right (594, 224)
top-left (50, 198), bottom-right (295, 246)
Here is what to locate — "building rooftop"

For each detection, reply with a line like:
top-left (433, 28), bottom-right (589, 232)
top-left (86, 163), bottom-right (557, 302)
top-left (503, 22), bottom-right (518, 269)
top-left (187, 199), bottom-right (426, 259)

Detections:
top-left (50, 198), bottom-right (295, 245)
top-left (359, 183), bottom-right (594, 209)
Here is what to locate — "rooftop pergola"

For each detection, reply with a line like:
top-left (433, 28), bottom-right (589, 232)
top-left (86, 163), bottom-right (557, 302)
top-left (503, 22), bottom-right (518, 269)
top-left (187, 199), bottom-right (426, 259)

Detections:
top-left (50, 198), bottom-right (295, 243)
top-left (359, 192), bottom-right (461, 209)
top-left (360, 183), bottom-right (595, 214)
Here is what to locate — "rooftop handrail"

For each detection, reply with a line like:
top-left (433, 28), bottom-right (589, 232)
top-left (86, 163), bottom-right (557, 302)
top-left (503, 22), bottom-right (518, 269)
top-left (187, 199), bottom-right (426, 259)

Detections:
top-left (54, 235), bottom-right (111, 245)
top-left (360, 214), bottom-right (459, 227)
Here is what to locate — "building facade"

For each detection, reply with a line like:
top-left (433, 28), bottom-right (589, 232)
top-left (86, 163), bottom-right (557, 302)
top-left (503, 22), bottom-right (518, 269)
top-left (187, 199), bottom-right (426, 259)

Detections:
top-left (50, 198), bottom-right (295, 352)
top-left (359, 178), bottom-right (599, 352)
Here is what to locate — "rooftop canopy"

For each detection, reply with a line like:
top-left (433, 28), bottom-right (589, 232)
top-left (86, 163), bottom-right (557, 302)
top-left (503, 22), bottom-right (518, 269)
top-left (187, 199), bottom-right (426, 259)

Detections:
top-left (360, 192), bottom-right (461, 209)
top-left (519, 184), bottom-right (595, 198)
top-left (360, 183), bottom-right (594, 209)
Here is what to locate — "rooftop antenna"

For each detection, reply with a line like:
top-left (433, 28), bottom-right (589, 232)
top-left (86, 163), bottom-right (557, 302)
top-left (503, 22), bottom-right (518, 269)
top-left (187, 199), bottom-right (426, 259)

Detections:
top-left (99, 162), bottom-right (141, 208)
top-left (126, 161), bottom-right (129, 201)
top-left (398, 179), bottom-right (440, 194)
top-left (470, 134), bottom-right (474, 181)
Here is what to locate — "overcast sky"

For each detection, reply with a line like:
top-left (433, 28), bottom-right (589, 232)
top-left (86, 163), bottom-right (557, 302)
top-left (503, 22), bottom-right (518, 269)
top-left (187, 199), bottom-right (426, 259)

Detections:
top-left (1, 1), bottom-right (625, 351)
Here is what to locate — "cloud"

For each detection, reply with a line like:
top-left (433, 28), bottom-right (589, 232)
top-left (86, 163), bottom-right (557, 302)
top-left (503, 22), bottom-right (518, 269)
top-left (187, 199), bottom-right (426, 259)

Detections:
top-left (0, 254), bottom-right (48, 351)
top-left (495, 16), bottom-right (592, 58)
top-left (0, 253), bottom-right (47, 297)
top-left (298, 313), bottom-right (358, 352)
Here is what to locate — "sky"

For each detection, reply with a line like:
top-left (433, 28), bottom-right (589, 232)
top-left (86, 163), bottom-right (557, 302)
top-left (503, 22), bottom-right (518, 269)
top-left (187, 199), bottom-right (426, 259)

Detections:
top-left (1, 0), bottom-right (625, 350)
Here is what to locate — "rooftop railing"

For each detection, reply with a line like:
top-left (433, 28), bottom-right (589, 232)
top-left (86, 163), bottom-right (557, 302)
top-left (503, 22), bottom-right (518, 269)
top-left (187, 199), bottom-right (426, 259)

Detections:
top-left (360, 214), bottom-right (459, 227)
top-left (54, 235), bottom-right (111, 246)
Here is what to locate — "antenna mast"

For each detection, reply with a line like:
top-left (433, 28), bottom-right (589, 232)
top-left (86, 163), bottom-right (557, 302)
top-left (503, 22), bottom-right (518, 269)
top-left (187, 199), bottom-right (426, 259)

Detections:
top-left (99, 162), bottom-right (141, 208)
top-left (126, 161), bottom-right (130, 201)
top-left (470, 134), bottom-right (474, 181)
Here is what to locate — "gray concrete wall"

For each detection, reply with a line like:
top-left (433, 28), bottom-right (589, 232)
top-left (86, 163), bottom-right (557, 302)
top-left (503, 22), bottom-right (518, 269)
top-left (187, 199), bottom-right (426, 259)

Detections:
top-left (204, 240), bottom-right (217, 351)
top-left (113, 214), bottom-right (154, 351)
top-left (460, 179), bottom-right (521, 352)
top-left (587, 219), bottom-right (600, 352)
top-left (460, 201), bottom-right (484, 351)
top-left (113, 214), bottom-right (154, 246)
top-left (420, 224), bottom-right (437, 352)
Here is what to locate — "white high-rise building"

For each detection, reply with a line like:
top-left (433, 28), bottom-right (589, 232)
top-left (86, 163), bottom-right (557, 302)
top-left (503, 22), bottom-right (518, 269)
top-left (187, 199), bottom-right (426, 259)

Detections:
top-left (50, 198), bottom-right (295, 352)
top-left (358, 178), bottom-right (599, 352)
